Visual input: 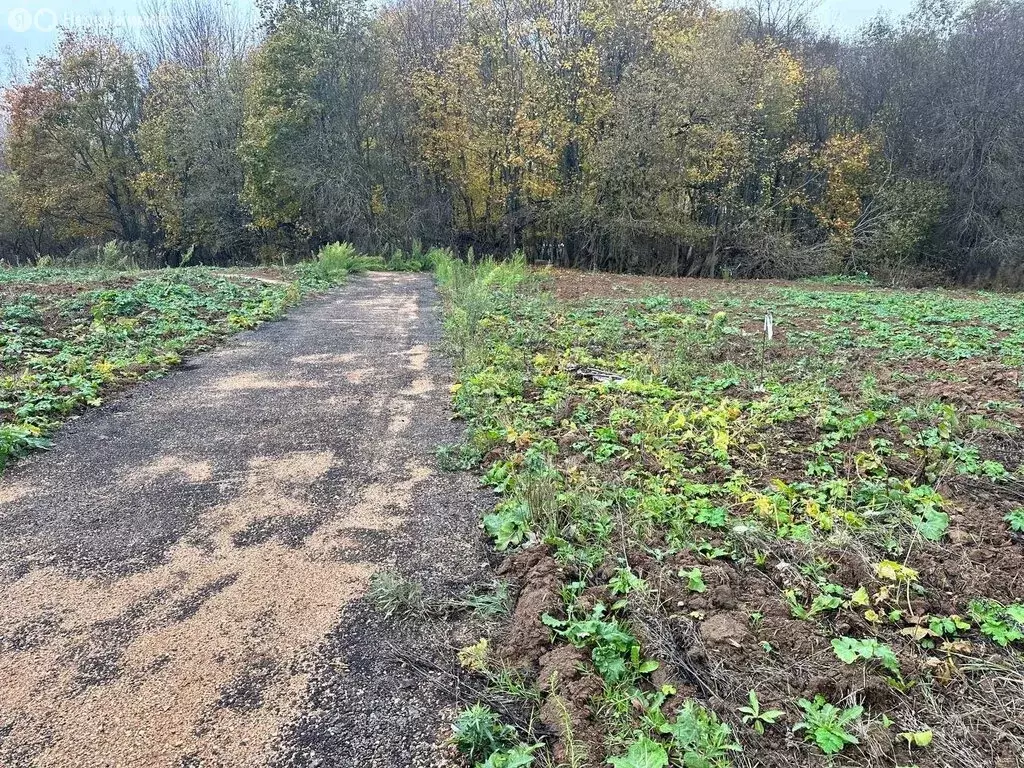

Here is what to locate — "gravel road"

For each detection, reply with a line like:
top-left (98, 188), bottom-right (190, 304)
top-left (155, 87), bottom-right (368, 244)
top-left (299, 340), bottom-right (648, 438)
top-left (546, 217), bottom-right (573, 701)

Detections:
top-left (0, 273), bottom-right (490, 767)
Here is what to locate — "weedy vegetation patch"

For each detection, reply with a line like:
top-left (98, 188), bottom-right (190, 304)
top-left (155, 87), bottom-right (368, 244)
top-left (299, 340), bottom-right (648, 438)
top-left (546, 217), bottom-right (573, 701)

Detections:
top-left (0, 247), bottom-right (377, 473)
top-left (437, 256), bottom-right (1024, 768)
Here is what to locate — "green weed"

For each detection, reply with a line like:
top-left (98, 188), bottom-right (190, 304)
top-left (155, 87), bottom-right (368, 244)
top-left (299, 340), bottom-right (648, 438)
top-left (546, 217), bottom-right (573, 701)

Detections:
top-left (831, 637), bottom-right (901, 675)
top-left (295, 242), bottom-right (365, 285)
top-left (451, 704), bottom-right (518, 762)
top-left (659, 700), bottom-right (742, 766)
top-left (793, 695), bottom-right (864, 755)
top-left (440, 261), bottom-right (1024, 767)
top-left (1005, 508), bottom-right (1024, 533)
top-left (968, 599), bottom-right (1024, 647)
top-left (459, 581), bottom-right (513, 619)
top-left (541, 604), bottom-right (658, 684)
top-left (367, 570), bottom-right (424, 618)
top-left (738, 690), bottom-right (785, 735)
top-left (0, 268), bottom-right (310, 472)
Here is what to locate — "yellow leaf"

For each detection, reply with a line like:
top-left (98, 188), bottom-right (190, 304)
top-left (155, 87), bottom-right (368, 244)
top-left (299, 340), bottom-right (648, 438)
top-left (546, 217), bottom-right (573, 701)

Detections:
top-left (875, 560), bottom-right (919, 583)
top-left (457, 638), bottom-right (489, 673)
top-left (899, 730), bottom-right (933, 748)
top-left (899, 625), bottom-right (935, 641)
top-left (850, 586), bottom-right (870, 607)
top-left (713, 429), bottom-right (729, 453)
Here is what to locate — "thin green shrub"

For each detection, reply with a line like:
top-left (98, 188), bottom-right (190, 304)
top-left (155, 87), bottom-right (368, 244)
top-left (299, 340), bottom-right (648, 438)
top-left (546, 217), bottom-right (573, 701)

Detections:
top-left (434, 250), bottom-right (528, 368)
top-left (297, 242), bottom-right (378, 287)
top-left (39, 240), bottom-right (155, 271)
top-left (385, 241), bottom-right (445, 272)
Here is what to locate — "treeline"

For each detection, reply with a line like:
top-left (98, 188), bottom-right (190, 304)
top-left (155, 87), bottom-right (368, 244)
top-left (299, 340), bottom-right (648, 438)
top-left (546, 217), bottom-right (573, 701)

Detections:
top-left (1, 0), bottom-right (1023, 286)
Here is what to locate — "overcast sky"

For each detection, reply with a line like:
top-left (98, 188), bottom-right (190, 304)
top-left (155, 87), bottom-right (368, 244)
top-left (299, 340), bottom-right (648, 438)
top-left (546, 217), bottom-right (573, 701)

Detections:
top-left (816, 0), bottom-right (914, 28)
top-left (0, 0), bottom-right (916, 73)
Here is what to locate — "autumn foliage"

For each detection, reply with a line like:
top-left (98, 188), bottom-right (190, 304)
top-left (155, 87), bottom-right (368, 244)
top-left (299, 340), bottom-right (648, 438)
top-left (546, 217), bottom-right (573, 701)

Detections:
top-left (1, 0), bottom-right (1022, 285)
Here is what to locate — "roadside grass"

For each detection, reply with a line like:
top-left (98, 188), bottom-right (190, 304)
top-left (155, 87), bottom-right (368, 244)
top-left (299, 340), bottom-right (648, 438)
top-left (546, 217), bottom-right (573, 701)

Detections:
top-left (436, 256), bottom-right (1024, 768)
top-left (296, 241), bottom-right (446, 287)
top-left (296, 241), bottom-right (380, 285)
top-left (368, 570), bottom-right (426, 618)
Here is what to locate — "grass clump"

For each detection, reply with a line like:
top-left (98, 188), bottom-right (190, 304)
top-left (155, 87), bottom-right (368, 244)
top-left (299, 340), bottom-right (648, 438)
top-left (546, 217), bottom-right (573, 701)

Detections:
top-left (451, 703), bottom-right (539, 768)
top-left (457, 581), bottom-right (513, 619)
top-left (296, 241), bottom-right (378, 287)
top-left (433, 249), bottom-right (530, 368)
top-left (384, 242), bottom-right (446, 272)
top-left (367, 570), bottom-right (424, 618)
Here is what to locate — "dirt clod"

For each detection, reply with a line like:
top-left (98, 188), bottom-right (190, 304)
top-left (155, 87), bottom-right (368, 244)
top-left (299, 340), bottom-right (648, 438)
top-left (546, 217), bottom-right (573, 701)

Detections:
top-left (698, 613), bottom-right (755, 650)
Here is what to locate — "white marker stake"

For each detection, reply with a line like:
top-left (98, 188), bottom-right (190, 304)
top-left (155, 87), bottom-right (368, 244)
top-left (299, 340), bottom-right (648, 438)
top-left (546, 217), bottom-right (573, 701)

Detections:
top-left (759, 311), bottom-right (774, 390)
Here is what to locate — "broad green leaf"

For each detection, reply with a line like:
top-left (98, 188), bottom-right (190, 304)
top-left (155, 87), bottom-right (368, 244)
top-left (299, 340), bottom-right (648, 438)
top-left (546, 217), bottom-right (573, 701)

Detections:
top-left (480, 745), bottom-right (538, 768)
top-left (913, 509), bottom-right (949, 541)
top-left (815, 726), bottom-right (858, 755)
top-left (607, 736), bottom-right (669, 768)
top-left (831, 637), bottom-right (862, 664)
top-left (681, 567), bottom-right (706, 593)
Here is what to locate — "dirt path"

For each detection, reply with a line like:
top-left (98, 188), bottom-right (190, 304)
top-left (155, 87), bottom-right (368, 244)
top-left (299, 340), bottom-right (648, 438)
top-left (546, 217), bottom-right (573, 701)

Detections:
top-left (0, 273), bottom-right (489, 767)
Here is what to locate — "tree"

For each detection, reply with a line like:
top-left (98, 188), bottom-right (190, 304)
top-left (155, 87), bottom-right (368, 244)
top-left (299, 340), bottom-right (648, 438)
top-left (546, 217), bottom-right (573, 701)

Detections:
top-left (134, 0), bottom-right (254, 260)
top-left (135, 60), bottom-right (250, 260)
top-left (576, 9), bottom-right (808, 275)
top-left (828, 1), bottom-right (1024, 283)
top-left (2, 0), bottom-right (1024, 285)
top-left (240, 0), bottom-right (379, 247)
top-left (4, 32), bottom-right (145, 244)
